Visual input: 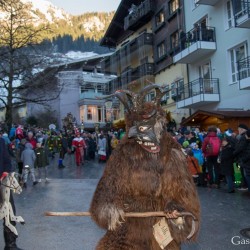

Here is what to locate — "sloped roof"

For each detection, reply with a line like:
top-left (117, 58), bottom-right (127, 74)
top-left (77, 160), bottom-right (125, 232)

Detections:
top-left (181, 110), bottom-right (250, 126)
top-left (100, 0), bottom-right (141, 47)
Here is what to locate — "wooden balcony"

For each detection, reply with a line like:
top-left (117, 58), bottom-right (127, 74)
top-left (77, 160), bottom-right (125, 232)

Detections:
top-left (102, 33), bottom-right (153, 74)
top-left (119, 63), bottom-right (154, 88)
top-left (130, 32), bottom-right (153, 54)
top-left (124, 0), bottom-right (154, 31)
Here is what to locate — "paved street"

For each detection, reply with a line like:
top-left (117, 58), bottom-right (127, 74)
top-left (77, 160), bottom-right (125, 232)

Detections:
top-left (1, 153), bottom-right (250, 250)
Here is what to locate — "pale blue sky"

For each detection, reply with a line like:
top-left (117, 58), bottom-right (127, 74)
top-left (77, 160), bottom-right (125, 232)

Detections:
top-left (49, 0), bottom-right (121, 15)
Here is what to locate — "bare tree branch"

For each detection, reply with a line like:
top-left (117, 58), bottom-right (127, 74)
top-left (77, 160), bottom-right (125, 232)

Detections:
top-left (0, 0), bottom-right (59, 129)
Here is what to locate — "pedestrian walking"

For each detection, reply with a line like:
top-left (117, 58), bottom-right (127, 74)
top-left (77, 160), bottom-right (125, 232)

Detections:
top-left (218, 137), bottom-right (235, 193)
top-left (97, 134), bottom-right (106, 162)
top-left (72, 132), bottom-right (86, 166)
top-left (35, 142), bottom-right (49, 182)
top-left (233, 123), bottom-right (249, 191)
top-left (202, 125), bottom-right (221, 188)
top-left (21, 143), bottom-right (38, 188)
top-left (87, 133), bottom-right (97, 160)
top-left (16, 139), bottom-right (26, 183)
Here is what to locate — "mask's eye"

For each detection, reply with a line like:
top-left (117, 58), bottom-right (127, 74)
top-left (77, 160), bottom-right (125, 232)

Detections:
top-left (139, 126), bottom-right (147, 132)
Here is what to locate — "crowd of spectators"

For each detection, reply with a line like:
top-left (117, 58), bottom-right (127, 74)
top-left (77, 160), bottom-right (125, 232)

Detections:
top-left (1, 121), bottom-right (250, 196)
top-left (170, 124), bottom-right (250, 195)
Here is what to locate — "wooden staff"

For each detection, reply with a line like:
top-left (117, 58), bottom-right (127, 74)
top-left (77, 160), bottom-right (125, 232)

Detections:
top-left (44, 211), bottom-right (198, 240)
top-left (44, 211), bottom-right (196, 220)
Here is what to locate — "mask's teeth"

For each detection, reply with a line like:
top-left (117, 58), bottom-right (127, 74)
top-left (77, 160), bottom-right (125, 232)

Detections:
top-left (151, 146), bottom-right (157, 150)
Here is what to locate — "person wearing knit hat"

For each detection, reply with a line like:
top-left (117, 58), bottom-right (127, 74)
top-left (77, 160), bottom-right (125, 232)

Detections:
top-left (238, 124), bottom-right (248, 130)
top-left (234, 123), bottom-right (249, 190)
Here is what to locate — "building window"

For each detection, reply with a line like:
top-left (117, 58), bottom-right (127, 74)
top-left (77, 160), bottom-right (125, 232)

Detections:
top-left (157, 41), bottom-right (166, 59)
top-left (87, 107), bottom-right (93, 120)
top-left (80, 105), bottom-right (84, 122)
top-left (177, 79), bottom-right (184, 97)
top-left (226, 1), bottom-right (234, 29)
top-left (97, 106), bottom-right (102, 122)
top-left (170, 31), bottom-right (179, 50)
top-left (229, 43), bottom-right (248, 84)
top-left (171, 82), bottom-right (177, 98)
top-left (169, 0), bottom-right (179, 15)
top-left (146, 91), bottom-right (155, 102)
top-left (234, 0), bottom-right (248, 19)
top-left (155, 10), bottom-right (165, 27)
top-left (161, 85), bottom-right (169, 105)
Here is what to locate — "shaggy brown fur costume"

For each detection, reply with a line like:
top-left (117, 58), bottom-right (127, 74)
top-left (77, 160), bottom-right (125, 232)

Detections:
top-left (90, 86), bottom-right (200, 250)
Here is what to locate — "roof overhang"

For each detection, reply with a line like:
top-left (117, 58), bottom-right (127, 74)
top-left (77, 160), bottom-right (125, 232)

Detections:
top-left (100, 0), bottom-right (142, 48)
top-left (181, 109), bottom-right (250, 126)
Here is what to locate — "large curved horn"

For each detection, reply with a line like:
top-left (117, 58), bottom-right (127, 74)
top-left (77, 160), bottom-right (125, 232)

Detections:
top-left (139, 84), bottom-right (160, 99)
top-left (115, 92), bottom-right (132, 112)
top-left (153, 86), bottom-right (171, 107)
top-left (96, 88), bottom-right (139, 112)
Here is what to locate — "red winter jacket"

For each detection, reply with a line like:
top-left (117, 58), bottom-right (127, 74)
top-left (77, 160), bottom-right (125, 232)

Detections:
top-left (202, 132), bottom-right (221, 157)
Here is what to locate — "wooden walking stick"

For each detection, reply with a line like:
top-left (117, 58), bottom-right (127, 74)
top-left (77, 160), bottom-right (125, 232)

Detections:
top-left (44, 211), bottom-right (198, 240)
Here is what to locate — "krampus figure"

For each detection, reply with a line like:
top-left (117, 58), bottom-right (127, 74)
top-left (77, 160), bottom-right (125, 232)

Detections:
top-left (90, 85), bottom-right (200, 250)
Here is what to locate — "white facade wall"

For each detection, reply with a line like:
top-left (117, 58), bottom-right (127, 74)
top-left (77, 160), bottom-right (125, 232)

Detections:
top-left (184, 0), bottom-right (250, 111)
top-left (57, 71), bottom-right (81, 128)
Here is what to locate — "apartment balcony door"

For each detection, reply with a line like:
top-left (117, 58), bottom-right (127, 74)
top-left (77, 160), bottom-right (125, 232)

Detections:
top-left (199, 62), bottom-right (213, 93)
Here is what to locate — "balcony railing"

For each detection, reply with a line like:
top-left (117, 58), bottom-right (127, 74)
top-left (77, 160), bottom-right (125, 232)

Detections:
top-left (173, 26), bottom-right (216, 63)
top-left (101, 33), bottom-right (153, 74)
top-left (238, 56), bottom-right (250, 89)
top-left (194, 0), bottom-right (221, 5)
top-left (233, 0), bottom-right (250, 28)
top-left (176, 78), bottom-right (220, 108)
top-left (109, 77), bottom-right (122, 92)
top-left (175, 26), bottom-right (216, 53)
top-left (119, 63), bottom-right (154, 87)
top-left (124, 0), bottom-right (154, 31)
top-left (101, 52), bottom-right (120, 75)
top-left (79, 91), bottom-right (105, 100)
top-left (130, 32), bottom-right (153, 53)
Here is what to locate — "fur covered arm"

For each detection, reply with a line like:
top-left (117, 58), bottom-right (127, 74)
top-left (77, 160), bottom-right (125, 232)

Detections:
top-left (162, 148), bottom-right (200, 242)
top-left (89, 167), bottom-right (125, 230)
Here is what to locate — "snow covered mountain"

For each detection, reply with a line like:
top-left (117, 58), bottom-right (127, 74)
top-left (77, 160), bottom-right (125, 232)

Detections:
top-left (0, 0), bottom-right (114, 55)
top-left (0, 0), bottom-right (114, 35)
top-left (21, 0), bottom-right (70, 23)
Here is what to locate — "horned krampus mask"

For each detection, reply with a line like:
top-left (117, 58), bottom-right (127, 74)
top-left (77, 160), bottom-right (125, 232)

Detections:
top-left (107, 84), bottom-right (169, 154)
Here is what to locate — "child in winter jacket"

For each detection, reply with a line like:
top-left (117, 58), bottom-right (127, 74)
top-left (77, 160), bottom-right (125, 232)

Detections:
top-left (21, 142), bottom-right (37, 187)
top-left (185, 148), bottom-right (201, 184)
top-left (190, 142), bottom-right (204, 171)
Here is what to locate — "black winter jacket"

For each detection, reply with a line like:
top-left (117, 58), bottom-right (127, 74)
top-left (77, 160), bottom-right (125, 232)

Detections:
top-left (241, 138), bottom-right (250, 176)
top-left (233, 132), bottom-right (247, 164)
top-left (0, 138), bottom-right (13, 176)
top-left (220, 144), bottom-right (234, 176)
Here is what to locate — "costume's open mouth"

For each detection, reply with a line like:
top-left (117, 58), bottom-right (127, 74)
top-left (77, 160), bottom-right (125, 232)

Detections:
top-left (136, 141), bottom-right (160, 153)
